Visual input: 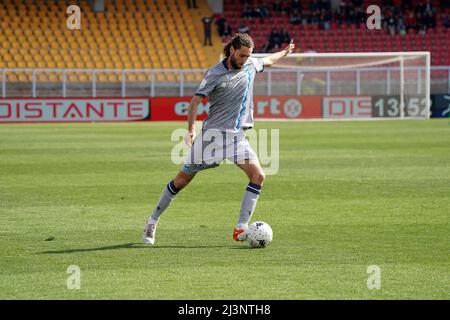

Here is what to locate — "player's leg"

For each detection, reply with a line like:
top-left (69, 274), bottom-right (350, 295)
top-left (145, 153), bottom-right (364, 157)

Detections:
top-left (228, 131), bottom-right (265, 241)
top-left (149, 171), bottom-right (195, 221)
top-left (144, 129), bottom-right (223, 245)
top-left (143, 171), bottom-right (195, 245)
top-left (233, 159), bottom-right (265, 241)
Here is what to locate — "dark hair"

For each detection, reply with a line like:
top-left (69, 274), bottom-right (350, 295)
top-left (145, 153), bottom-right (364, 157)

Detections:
top-left (223, 33), bottom-right (254, 59)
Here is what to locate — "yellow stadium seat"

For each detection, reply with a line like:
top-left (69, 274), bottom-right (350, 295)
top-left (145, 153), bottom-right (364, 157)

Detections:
top-left (46, 61), bottom-right (57, 68)
top-left (85, 62), bottom-right (96, 69)
top-left (67, 74), bottom-right (78, 82)
top-left (18, 73), bottom-right (31, 82)
top-left (95, 74), bottom-right (107, 82)
top-left (1, 0), bottom-right (209, 83)
top-left (79, 74), bottom-right (89, 82)
top-left (3, 53), bottom-right (13, 62)
top-left (38, 73), bottom-right (49, 82)
top-left (106, 74), bottom-right (117, 81)
top-left (48, 74), bottom-right (60, 82)
top-left (136, 74), bottom-right (147, 82)
top-left (155, 74), bottom-right (165, 81)
top-left (127, 74), bottom-right (138, 82)
top-left (7, 73), bottom-right (19, 82)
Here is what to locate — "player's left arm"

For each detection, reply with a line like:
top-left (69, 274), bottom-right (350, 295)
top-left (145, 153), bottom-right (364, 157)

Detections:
top-left (262, 39), bottom-right (295, 67)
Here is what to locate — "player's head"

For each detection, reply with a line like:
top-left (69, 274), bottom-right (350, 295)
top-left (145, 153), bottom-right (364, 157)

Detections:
top-left (223, 33), bottom-right (254, 69)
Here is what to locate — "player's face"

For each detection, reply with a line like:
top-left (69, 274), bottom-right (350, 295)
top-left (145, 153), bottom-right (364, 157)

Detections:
top-left (230, 46), bottom-right (253, 69)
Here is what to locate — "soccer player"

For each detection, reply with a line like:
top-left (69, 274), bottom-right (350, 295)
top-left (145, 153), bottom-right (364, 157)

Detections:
top-left (143, 33), bottom-right (295, 245)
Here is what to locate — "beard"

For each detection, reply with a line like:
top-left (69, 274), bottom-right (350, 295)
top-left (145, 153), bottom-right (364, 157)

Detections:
top-left (230, 55), bottom-right (242, 69)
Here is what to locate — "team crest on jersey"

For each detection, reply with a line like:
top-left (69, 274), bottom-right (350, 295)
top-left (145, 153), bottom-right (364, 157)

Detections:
top-left (224, 73), bottom-right (248, 86)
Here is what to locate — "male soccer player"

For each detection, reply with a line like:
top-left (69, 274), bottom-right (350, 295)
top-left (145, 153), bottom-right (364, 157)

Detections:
top-left (143, 33), bottom-right (295, 245)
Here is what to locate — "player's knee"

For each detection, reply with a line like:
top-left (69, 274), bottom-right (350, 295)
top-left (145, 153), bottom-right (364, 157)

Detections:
top-left (173, 177), bottom-right (187, 190)
top-left (174, 172), bottom-right (195, 189)
top-left (250, 171), bottom-right (265, 185)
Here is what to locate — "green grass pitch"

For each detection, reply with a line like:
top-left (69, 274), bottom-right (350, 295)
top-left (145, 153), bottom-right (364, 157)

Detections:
top-left (0, 120), bottom-right (449, 299)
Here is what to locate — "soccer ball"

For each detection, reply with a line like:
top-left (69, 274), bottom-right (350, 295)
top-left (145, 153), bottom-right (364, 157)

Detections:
top-left (246, 221), bottom-right (273, 248)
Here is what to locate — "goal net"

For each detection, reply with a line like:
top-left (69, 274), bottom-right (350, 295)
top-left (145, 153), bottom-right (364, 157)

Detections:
top-left (252, 52), bottom-right (431, 119)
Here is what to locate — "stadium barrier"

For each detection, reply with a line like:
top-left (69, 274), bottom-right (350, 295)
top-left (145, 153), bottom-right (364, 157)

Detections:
top-left (1, 66), bottom-right (449, 98)
top-left (1, 95), bottom-right (448, 123)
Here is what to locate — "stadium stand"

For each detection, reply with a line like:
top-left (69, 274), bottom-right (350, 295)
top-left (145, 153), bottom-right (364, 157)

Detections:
top-left (222, 0), bottom-right (450, 65)
top-left (0, 0), bottom-right (448, 92)
top-left (0, 0), bottom-right (210, 82)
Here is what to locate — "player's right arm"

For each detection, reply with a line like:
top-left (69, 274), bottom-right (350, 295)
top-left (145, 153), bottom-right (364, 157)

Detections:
top-left (186, 69), bottom-right (216, 146)
top-left (185, 95), bottom-right (203, 147)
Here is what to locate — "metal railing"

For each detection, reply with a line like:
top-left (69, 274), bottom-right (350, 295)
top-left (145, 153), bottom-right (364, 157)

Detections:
top-left (1, 66), bottom-right (449, 98)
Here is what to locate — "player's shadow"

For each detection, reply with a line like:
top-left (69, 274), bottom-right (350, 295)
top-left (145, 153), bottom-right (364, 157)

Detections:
top-left (37, 243), bottom-right (237, 254)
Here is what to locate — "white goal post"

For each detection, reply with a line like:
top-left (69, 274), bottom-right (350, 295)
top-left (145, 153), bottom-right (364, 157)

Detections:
top-left (252, 52), bottom-right (431, 119)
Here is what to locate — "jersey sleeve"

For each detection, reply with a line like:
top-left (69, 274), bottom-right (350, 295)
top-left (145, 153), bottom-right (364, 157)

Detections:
top-left (194, 70), bottom-right (217, 97)
top-left (250, 57), bottom-right (264, 73)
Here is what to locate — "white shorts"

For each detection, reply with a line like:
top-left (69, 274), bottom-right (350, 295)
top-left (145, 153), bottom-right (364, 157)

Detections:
top-left (182, 129), bottom-right (258, 175)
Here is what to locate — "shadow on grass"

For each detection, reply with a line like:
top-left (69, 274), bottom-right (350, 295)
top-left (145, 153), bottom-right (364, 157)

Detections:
top-left (37, 243), bottom-right (241, 254)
